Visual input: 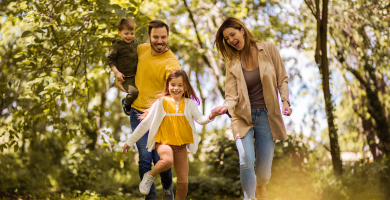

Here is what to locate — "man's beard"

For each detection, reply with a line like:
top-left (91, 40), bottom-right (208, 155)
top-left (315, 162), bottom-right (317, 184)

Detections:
top-left (150, 39), bottom-right (167, 53)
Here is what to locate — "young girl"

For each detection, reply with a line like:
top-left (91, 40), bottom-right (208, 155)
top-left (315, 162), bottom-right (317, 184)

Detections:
top-left (123, 70), bottom-right (217, 199)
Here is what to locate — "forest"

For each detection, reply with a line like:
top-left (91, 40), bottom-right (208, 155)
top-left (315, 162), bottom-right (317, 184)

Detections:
top-left (0, 0), bottom-right (389, 199)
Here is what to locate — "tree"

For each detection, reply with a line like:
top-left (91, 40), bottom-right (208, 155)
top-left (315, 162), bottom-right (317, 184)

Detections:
top-left (329, 0), bottom-right (390, 159)
top-left (304, 0), bottom-right (343, 174)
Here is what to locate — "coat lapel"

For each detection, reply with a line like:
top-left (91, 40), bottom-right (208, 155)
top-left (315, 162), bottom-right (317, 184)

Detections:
top-left (229, 58), bottom-right (241, 78)
top-left (230, 57), bottom-right (251, 121)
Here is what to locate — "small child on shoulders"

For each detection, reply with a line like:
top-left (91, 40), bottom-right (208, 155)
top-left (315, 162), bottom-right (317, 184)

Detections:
top-left (107, 18), bottom-right (140, 115)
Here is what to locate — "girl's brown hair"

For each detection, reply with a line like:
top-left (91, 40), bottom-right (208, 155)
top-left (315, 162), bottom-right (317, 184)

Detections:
top-left (140, 70), bottom-right (199, 119)
top-left (214, 17), bottom-right (258, 60)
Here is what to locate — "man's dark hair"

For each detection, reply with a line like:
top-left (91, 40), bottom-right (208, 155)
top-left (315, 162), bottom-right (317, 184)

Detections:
top-left (148, 20), bottom-right (169, 36)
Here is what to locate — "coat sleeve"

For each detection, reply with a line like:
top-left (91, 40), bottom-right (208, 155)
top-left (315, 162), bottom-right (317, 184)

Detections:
top-left (190, 100), bottom-right (212, 125)
top-left (107, 41), bottom-right (117, 68)
top-left (223, 61), bottom-right (239, 117)
top-left (269, 43), bottom-right (290, 105)
top-left (125, 99), bottom-right (159, 146)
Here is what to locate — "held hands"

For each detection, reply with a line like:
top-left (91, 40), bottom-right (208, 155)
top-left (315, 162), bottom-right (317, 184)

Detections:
top-left (210, 106), bottom-right (228, 120)
top-left (123, 143), bottom-right (131, 153)
top-left (282, 101), bottom-right (292, 116)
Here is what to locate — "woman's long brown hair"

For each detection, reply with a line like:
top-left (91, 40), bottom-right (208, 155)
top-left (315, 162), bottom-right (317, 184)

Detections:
top-left (214, 17), bottom-right (258, 60)
top-left (140, 70), bottom-right (200, 119)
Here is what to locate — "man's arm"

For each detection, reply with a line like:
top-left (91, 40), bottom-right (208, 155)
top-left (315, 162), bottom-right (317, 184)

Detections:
top-left (165, 59), bottom-right (181, 79)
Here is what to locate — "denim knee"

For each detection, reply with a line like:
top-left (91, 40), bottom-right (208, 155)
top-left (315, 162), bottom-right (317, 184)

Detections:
top-left (239, 158), bottom-right (255, 170)
top-left (138, 148), bottom-right (152, 165)
top-left (236, 139), bottom-right (255, 170)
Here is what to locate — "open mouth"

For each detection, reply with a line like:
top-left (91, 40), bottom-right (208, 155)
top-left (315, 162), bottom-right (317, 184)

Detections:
top-left (233, 41), bottom-right (239, 48)
top-left (155, 44), bottom-right (164, 49)
top-left (172, 91), bottom-right (182, 95)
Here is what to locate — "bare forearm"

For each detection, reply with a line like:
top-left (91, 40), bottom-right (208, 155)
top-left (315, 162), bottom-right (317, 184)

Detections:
top-left (111, 66), bottom-right (119, 73)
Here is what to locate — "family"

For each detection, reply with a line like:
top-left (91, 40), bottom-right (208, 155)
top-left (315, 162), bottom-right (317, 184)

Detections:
top-left (107, 17), bottom-right (292, 200)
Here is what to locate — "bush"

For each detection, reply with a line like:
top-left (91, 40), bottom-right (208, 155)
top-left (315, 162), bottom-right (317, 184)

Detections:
top-left (0, 147), bottom-right (141, 199)
top-left (316, 158), bottom-right (390, 200)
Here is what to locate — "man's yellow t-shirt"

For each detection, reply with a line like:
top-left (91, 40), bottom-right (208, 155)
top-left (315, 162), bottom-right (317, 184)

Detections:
top-left (132, 43), bottom-right (181, 111)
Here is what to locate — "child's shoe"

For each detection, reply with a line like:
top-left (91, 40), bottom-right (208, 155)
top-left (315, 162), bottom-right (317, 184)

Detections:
top-left (122, 98), bottom-right (131, 116)
top-left (139, 171), bottom-right (155, 195)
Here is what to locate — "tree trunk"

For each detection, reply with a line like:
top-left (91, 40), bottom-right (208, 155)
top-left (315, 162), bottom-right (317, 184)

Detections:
top-left (321, 0), bottom-right (343, 175)
top-left (306, 0), bottom-right (343, 174)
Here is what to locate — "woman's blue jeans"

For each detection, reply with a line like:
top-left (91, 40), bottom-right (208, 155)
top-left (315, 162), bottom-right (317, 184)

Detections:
top-left (235, 108), bottom-right (275, 200)
top-left (130, 108), bottom-right (172, 200)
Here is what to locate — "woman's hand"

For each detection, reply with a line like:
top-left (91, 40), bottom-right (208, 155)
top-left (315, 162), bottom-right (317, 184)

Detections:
top-left (213, 106), bottom-right (228, 116)
top-left (282, 101), bottom-right (292, 116)
top-left (209, 106), bottom-right (227, 119)
top-left (123, 143), bottom-right (131, 153)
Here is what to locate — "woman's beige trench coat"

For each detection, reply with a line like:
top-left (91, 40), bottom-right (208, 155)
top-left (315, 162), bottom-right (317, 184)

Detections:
top-left (223, 41), bottom-right (290, 141)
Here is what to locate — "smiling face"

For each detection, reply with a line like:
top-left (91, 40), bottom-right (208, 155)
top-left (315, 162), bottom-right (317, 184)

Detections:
top-left (168, 76), bottom-right (185, 102)
top-left (222, 27), bottom-right (245, 51)
top-left (148, 27), bottom-right (168, 55)
top-left (118, 29), bottom-right (135, 43)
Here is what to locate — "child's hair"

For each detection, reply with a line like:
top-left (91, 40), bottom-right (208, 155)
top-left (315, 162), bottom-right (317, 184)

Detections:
top-left (118, 18), bottom-right (136, 31)
top-left (140, 70), bottom-right (199, 119)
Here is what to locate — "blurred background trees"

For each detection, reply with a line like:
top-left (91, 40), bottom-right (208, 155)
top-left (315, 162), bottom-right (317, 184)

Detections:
top-left (0, 0), bottom-right (389, 199)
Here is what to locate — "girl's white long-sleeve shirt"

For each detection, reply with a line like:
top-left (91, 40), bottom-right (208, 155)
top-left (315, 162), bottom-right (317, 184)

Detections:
top-left (126, 97), bottom-right (212, 154)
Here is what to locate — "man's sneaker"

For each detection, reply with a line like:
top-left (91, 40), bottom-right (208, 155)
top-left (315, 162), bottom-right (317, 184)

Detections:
top-left (162, 184), bottom-right (174, 200)
top-left (122, 98), bottom-right (131, 116)
top-left (139, 171), bottom-right (155, 195)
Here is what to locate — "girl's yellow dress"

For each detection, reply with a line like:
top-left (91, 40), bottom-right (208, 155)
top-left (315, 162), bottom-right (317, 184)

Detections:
top-left (155, 97), bottom-right (193, 146)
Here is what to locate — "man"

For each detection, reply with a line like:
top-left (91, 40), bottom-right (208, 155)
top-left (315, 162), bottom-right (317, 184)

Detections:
top-left (123, 20), bottom-right (180, 200)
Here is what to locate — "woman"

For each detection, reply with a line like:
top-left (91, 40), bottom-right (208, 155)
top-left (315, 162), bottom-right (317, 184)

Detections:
top-left (213, 17), bottom-right (292, 200)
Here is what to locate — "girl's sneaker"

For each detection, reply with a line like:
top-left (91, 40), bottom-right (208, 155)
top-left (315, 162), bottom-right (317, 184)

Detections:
top-left (139, 171), bottom-right (155, 195)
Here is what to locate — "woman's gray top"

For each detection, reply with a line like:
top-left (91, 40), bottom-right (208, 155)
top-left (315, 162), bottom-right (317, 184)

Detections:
top-left (241, 58), bottom-right (265, 109)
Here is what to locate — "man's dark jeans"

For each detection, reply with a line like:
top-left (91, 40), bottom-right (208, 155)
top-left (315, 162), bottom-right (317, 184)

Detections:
top-left (130, 107), bottom-right (173, 200)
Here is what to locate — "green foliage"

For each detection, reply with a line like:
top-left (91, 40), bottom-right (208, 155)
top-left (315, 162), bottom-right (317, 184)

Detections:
top-left (0, 0), bottom-right (146, 153)
top-left (314, 158), bottom-right (390, 200)
top-left (193, 129), bottom-right (241, 198)
top-left (327, 0), bottom-right (390, 157)
top-left (1, 0), bottom-right (390, 199)
top-left (0, 147), bottom-right (140, 198)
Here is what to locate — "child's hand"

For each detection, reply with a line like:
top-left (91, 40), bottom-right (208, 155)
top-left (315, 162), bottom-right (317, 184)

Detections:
top-left (209, 112), bottom-right (216, 120)
top-left (115, 71), bottom-right (125, 82)
top-left (123, 143), bottom-right (131, 153)
top-left (213, 106), bottom-right (227, 116)
top-left (210, 106), bottom-right (227, 119)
